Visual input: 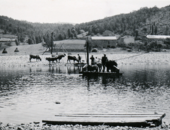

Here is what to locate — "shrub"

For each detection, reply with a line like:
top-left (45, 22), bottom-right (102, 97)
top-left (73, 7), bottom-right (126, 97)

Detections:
top-left (110, 46), bottom-right (116, 48)
top-left (91, 48), bottom-right (98, 52)
top-left (127, 49), bottom-right (132, 52)
top-left (117, 43), bottom-right (126, 47)
top-left (6, 42), bottom-right (11, 46)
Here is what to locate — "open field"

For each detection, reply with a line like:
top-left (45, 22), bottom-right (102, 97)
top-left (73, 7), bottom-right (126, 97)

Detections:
top-left (0, 44), bottom-right (46, 56)
top-left (1, 43), bottom-right (170, 56)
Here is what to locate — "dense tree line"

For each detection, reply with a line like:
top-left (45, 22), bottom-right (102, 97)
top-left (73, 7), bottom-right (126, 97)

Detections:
top-left (0, 16), bottom-right (73, 44)
top-left (75, 5), bottom-right (170, 37)
top-left (0, 5), bottom-right (170, 47)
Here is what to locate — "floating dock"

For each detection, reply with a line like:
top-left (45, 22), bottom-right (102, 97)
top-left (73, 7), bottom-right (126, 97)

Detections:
top-left (42, 113), bottom-right (165, 127)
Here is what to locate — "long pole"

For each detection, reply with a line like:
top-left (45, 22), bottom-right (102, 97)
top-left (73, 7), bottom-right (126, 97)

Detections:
top-left (86, 40), bottom-right (89, 66)
top-left (51, 32), bottom-right (53, 54)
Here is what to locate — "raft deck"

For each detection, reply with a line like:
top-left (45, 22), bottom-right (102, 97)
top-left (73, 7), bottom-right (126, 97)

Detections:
top-left (42, 113), bottom-right (165, 127)
top-left (79, 71), bottom-right (122, 76)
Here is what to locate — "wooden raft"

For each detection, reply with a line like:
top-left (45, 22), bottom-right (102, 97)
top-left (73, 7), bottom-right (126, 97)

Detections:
top-left (42, 113), bottom-right (166, 127)
top-left (79, 71), bottom-right (122, 76)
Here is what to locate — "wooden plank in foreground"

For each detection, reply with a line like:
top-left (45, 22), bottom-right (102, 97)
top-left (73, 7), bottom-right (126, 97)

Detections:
top-left (42, 113), bottom-right (165, 127)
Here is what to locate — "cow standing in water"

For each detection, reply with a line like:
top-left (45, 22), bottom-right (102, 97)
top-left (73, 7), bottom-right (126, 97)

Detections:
top-left (105, 60), bottom-right (119, 73)
top-left (67, 56), bottom-right (79, 63)
top-left (82, 64), bottom-right (99, 72)
top-left (30, 55), bottom-right (41, 62)
top-left (46, 54), bottom-right (66, 63)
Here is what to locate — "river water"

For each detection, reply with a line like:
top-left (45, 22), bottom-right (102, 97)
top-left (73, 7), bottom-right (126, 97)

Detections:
top-left (0, 53), bottom-right (170, 124)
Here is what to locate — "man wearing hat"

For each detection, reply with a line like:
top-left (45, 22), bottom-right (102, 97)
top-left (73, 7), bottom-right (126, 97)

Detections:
top-left (101, 54), bottom-right (108, 72)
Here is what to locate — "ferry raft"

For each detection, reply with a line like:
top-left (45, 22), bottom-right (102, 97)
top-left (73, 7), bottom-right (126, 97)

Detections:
top-left (79, 71), bottom-right (122, 76)
top-left (42, 113), bottom-right (166, 127)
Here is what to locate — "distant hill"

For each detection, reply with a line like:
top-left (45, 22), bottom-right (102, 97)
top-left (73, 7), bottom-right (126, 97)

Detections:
top-left (1, 5), bottom-right (170, 46)
top-left (0, 16), bottom-right (73, 44)
top-left (75, 5), bottom-right (170, 37)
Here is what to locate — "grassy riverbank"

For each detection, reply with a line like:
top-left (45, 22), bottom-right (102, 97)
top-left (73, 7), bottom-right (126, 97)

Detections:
top-left (0, 43), bottom-right (145, 56)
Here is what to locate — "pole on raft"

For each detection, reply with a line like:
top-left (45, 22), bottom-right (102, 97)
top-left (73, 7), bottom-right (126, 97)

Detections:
top-left (51, 32), bottom-right (53, 54)
top-left (86, 38), bottom-right (89, 67)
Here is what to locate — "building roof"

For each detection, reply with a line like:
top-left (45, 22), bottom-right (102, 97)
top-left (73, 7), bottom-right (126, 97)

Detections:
top-left (54, 39), bottom-right (86, 50)
top-left (54, 39), bottom-right (86, 45)
top-left (91, 36), bottom-right (118, 40)
top-left (0, 38), bottom-right (15, 42)
top-left (0, 34), bottom-right (17, 38)
top-left (147, 35), bottom-right (170, 39)
top-left (77, 32), bottom-right (88, 38)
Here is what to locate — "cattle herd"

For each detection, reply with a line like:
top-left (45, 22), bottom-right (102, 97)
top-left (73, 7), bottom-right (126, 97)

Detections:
top-left (29, 54), bottom-right (81, 63)
top-left (29, 54), bottom-right (119, 73)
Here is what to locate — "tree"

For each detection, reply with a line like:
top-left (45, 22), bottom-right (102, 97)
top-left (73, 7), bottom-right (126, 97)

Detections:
top-left (164, 26), bottom-right (169, 35)
top-left (58, 34), bottom-right (63, 40)
top-left (154, 25), bottom-right (157, 35)
top-left (43, 33), bottom-right (51, 48)
top-left (15, 39), bottom-right (19, 46)
top-left (28, 38), bottom-right (33, 44)
top-left (71, 27), bottom-right (77, 38)
top-left (68, 29), bottom-right (71, 38)
top-left (135, 29), bottom-right (138, 39)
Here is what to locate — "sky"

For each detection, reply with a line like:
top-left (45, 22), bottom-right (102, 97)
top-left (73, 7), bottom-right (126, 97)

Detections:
top-left (0, 0), bottom-right (169, 24)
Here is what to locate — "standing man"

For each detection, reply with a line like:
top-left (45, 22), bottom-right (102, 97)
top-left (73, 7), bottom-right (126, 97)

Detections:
top-left (101, 54), bottom-right (108, 72)
top-left (90, 55), bottom-right (95, 65)
top-left (77, 54), bottom-right (81, 63)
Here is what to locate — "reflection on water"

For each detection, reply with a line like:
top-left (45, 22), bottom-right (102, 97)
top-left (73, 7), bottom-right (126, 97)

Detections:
top-left (67, 66), bottom-right (81, 74)
top-left (82, 74), bottom-right (121, 87)
top-left (0, 63), bottom-right (170, 124)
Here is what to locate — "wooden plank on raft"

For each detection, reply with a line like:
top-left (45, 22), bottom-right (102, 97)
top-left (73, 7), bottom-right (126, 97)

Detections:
top-left (74, 63), bottom-right (86, 67)
top-left (42, 113), bottom-right (166, 127)
top-left (79, 71), bottom-right (122, 76)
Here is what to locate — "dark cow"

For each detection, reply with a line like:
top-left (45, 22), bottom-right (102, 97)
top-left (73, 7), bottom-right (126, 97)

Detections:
top-left (82, 64), bottom-right (98, 72)
top-left (46, 54), bottom-right (66, 63)
top-left (105, 60), bottom-right (119, 73)
top-left (67, 56), bottom-right (79, 63)
top-left (30, 55), bottom-right (41, 62)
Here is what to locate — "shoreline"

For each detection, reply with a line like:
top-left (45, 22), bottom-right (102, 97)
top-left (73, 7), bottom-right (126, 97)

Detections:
top-left (0, 121), bottom-right (170, 130)
top-left (1, 44), bottom-right (170, 56)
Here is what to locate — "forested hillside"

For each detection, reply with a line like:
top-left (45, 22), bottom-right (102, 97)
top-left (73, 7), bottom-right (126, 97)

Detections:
top-left (75, 5), bottom-right (170, 37)
top-left (0, 5), bottom-right (170, 46)
top-left (0, 16), bottom-right (73, 44)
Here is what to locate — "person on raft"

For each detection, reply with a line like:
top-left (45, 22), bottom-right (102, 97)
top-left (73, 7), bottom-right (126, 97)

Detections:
top-left (90, 55), bottom-right (95, 65)
top-left (101, 54), bottom-right (108, 72)
top-left (77, 54), bottom-right (81, 63)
